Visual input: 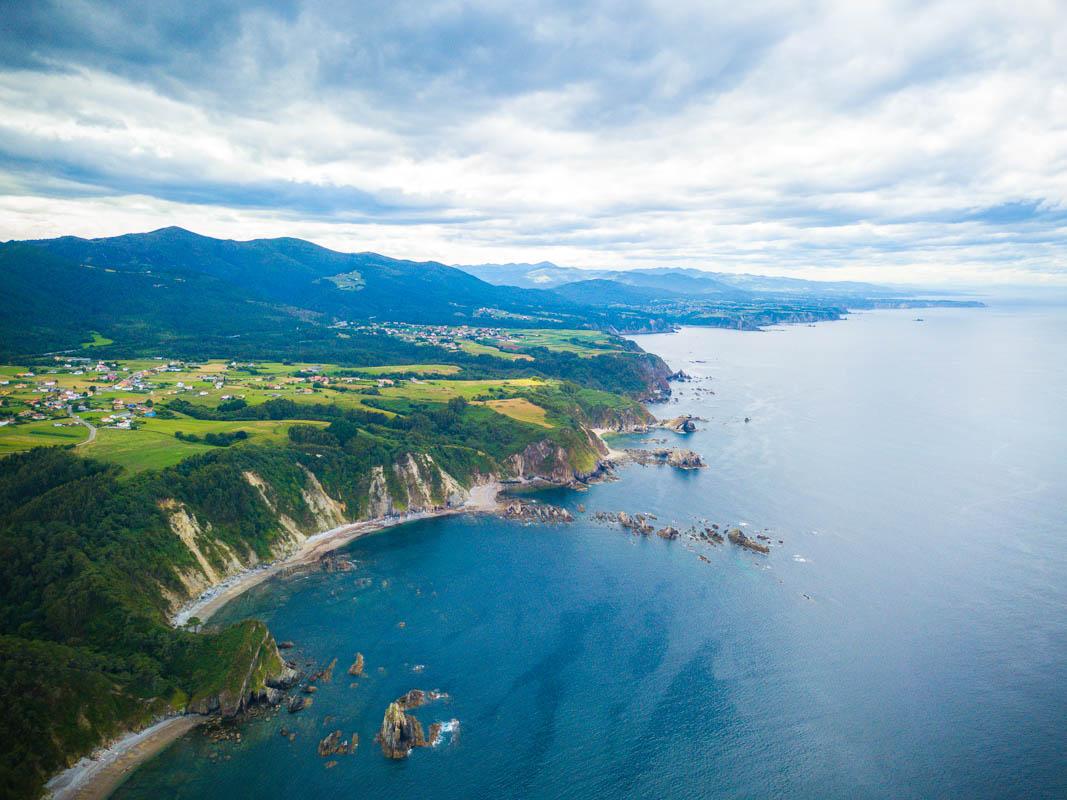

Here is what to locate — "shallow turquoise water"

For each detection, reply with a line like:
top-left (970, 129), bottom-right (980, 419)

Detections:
top-left (117, 306), bottom-right (1067, 799)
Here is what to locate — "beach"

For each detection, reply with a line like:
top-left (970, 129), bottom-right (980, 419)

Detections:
top-left (172, 480), bottom-right (503, 627)
top-left (45, 717), bottom-right (204, 800)
top-left (47, 481), bottom-right (504, 799)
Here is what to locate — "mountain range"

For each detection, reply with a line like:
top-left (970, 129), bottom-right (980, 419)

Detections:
top-left (455, 261), bottom-right (927, 298)
top-left (1, 227), bottom-right (979, 360)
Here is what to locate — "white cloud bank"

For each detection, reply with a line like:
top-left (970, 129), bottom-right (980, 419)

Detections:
top-left (0, 0), bottom-right (1064, 285)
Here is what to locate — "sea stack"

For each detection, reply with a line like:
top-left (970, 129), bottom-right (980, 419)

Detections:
top-left (376, 702), bottom-right (427, 758)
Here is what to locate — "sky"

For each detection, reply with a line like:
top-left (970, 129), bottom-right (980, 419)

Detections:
top-left (0, 0), bottom-right (1064, 286)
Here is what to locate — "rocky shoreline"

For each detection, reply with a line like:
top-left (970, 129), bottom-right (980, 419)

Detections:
top-left (46, 397), bottom-right (714, 796)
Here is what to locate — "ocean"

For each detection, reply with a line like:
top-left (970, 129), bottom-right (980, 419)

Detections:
top-left (115, 305), bottom-right (1067, 799)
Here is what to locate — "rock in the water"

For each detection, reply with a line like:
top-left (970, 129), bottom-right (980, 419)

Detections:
top-left (375, 702), bottom-right (428, 759)
top-left (624, 448), bottom-right (705, 469)
top-left (667, 449), bottom-right (704, 469)
top-left (288, 695), bottom-right (310, 713)
top-left (395, 688), bottom-right (448, 710)
top-left (727, 528), bottom-right (770, 554)
top-left (616, 511), bottom-right (655, 534)
top-left (656, 526), bottom-right (680, 540)
top-left (661, 414), bottom-right (699, 433)
top-left (320, 554), bottom-right (355, 572)
top-left (348, 653), bottom-right (365, 677)
top-left (318, 730), bottom-right (358, 757)
top-left (502, 500), bottom-right (574, 524)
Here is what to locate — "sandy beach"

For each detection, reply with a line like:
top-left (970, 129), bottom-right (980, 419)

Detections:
top-left (45, 716), bottom-right (204, 800)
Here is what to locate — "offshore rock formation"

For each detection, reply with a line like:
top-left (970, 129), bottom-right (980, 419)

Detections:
top-left (395, 689), bottom-right (448, 710)
top-left (727, 528), bottom-right (770, 554)
top-left (375, 689), bottom-right (449, 758)
top-left (318, 730), bottom-right (358, 757)
top-left (594, 510), bottom-right (656, 534)
top-left (502, 500), bottom-right (574, 524)
top-left (624, 448), bottom-right (706, 469)
top-left (376, 702), bottom-right (427, 758)
top-left (660, 414), bottom-right (700, 433)
top-left (347, 653), bottom-right (365, 677)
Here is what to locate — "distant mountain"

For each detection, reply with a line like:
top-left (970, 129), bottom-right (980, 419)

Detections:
top-left (552, 279), bottom-right (686, 306)
top-left (0, 227), bottom-right (598, 357)
top-left (29, 226), bottom-right (581, 322)
top-left (0, 227), bottom-right (980, 360)
top-left (457, 261), bottom-right (915, 298)
top-left (458, 261), bottom-right (600, 289)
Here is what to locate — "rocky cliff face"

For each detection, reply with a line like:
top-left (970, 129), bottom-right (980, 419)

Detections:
top-left (161, 454), bottom-right (469, 615)
top-left (365, 453), bottom-right (467, 518)
top-left (585, 403), bottom-right (656, 433)
top-left (502, 437), bottom-right (607, 486)
top-left (632, 352), bottom-right (674, 402)
top-left (187, 621), bottom-right (298, 717)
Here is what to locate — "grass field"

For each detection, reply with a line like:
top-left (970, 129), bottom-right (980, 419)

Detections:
top-left (352, 364), bottom-right (463, 375)
top-left (80, 417), bottom-right (327, 474)
top-left (0, 421), bottom-right (89, 456)
top-left (379, 377), bottom-right (549, 402)
top-left (80, 331), bottom-right (114, 348)
top-left (459, 341), bottom-right (533, 361)
top-left (0, 356), bottom-right (568, 470)
top-left (478, 398), bottom-right (552, 427)
top-left (506, 329), bottom-right (621, 356)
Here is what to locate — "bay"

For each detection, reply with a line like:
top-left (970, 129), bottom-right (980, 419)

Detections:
top-left (116, 305), bottom-right (1067, 799)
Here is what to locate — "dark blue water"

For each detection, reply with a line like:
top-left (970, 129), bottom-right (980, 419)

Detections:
top-left (117, 306), bottom-right (1067, 799)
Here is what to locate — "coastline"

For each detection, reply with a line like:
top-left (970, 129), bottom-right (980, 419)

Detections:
top-left (172, 480), bottom-right (504, 627)
top-left (45, 716), bottom-right (205, 800)
top-left (45, 482), bottom-right (505, 800)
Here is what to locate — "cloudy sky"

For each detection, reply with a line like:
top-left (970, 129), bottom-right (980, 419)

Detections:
top-left (0, 0), bottom-right (1064, 285)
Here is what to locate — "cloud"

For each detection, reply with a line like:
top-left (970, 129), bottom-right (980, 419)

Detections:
top-left (0, 0), bottom-right (1064, 285)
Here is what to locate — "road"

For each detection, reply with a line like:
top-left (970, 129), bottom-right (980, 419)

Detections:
top-left (68, 406), bottom-right (97, 446)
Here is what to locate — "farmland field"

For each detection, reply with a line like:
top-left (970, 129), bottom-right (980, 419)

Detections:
top-left (80, 417), bottom-right (327, 474)
top-left (478, 397), bottom-right (552, 427)
top-left (0, 420), bottom-right (89, 456)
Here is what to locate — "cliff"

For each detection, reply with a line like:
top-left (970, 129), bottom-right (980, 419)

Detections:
top-left (183, 621), bottom-right (298, 717)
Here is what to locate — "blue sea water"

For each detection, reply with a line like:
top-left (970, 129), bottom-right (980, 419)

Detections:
top-left (116, 305), bottom-right (1067, 799)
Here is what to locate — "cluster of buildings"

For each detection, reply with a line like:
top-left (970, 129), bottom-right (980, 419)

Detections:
top-left (331, 320), bottom-right (514, 351)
